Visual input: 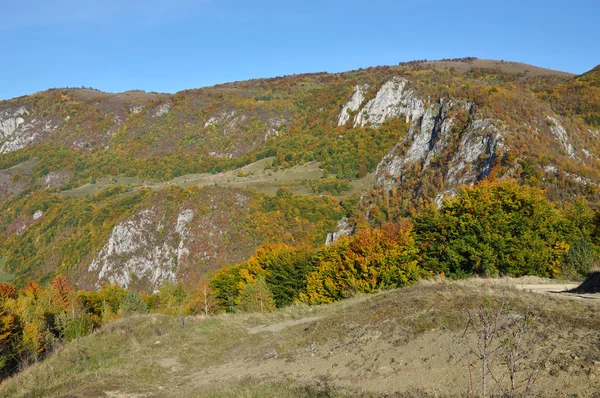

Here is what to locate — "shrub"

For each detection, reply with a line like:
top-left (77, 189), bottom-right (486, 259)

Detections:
top-left (55, 312), bottom-right (94, 342)
top-left (563, 238), bottom-right (596, 277)
top-left (236, 277), bottom-right (276, 313)
top-left (300, 221), bottom-right (420, 304)
top-left (120, 292), bottom-right (149, 315)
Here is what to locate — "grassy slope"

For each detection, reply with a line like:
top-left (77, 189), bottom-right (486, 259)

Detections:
top-left (59, 157), bottom-right (373, 199)
top-left (2, 279), bottom-right (598, 397)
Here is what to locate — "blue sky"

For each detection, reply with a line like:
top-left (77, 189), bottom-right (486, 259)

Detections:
top-left (1, 0), bottom-right (598, 100)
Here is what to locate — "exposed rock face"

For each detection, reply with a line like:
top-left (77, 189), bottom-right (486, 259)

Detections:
top-left (205, 110), bottom-right (238, 128)
top-left (325, 217), bottom-right (354, 245)
top-left (88, 208), bottom-right (193, 290)
top-left (338, 85), bottom-right (368, 126)
top-left (86, 190), bottom-right (259, 291)
top-left (130, 105), bottom-right (144, 114)
top-left (354, 77), bottom-right (425, 127)
top-left (153, 103), bottom-right (171, 117)
top-left (371, 93), bottom-right (504, 199)
top-left (442, 119), bottom-right (505, 189)
top-left (329, 77), bottom-right (512, 240)
top-left (0, 107), bottom-right (28, 140)
top-left (546, 116), bottom-right (576, 158)
top-left (0, 109), bottom-right (59, 154)
top-left (0, 107), bottom-right (33, 154)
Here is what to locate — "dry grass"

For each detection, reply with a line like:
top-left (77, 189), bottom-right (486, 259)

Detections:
top-left (1, 278), bottom-right (599, 397)
top-left (60, 157), bottom-right (372, 199)
top-left (414, 59), bottom-right (575, 78)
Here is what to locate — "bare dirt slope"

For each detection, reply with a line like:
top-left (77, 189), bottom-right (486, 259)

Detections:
top-left (1, 278), bottom-right (599, 397)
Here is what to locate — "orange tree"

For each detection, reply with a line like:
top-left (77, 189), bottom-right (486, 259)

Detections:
top-left (299, 221), bottom-right (420, 305)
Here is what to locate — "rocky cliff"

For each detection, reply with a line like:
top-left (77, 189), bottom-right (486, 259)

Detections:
top-left (328, 70), bottom-right (598, 240)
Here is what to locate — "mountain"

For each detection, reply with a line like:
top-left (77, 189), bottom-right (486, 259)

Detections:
top-left (1, 58), bottom-right (599, 291)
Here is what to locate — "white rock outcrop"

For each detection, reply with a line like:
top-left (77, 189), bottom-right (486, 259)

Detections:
top-left (328, 81), bottom-right (509, 240)
top-left (130, 105), bottom-right (144, 114)
top-left (88, 208), bottom-right (196, 289)
top-left (205, 110), bottom-right (237, 128)
top-left (443, 119), bottom-right (505, 187)
top-left (353, 77), bottom-right (425, 127)
top-left (153, 103), bottom-right (171, 117)
top-left (546, 116), bottom-right (575, 158)
top-left (175, 209), bottom-right (195, 235)
top-left (1, 112), bottom-right (58, 154)
top-left (326, 217), bottom-right (354, 245)
top-left (0, 107), bottom-right (28, 140)
top-left (338, 85), bottom-right (368, 126)
top-left (372, 96), bottom-right (500, 194)
top-left (205, 110), bottom-right (249, 136)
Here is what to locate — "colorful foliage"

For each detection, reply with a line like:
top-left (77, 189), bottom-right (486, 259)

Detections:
top-left (414, 180), bottom-right (574, 277)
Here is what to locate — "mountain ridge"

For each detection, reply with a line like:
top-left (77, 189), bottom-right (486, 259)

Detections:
top-left (1, 57), bottom-right (599, 291)
top-left (0, 58), bottom-right (578, 103)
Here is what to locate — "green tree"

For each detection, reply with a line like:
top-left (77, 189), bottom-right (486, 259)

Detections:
top-left (414, 180), bottom-right (569, 278)
top-left (236, 277), bottom-right (276, 313)
top-left (120, 292), bottom-right (149, 315)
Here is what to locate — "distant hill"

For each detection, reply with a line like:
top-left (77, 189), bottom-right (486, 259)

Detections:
top-left (1, 58), bottom-right (599, 290)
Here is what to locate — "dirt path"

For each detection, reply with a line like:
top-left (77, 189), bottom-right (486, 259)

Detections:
top-left (513, 283), bottom-right (578, 293)
top-left (247, 316), bottom-right (323, 334)
top-left (494, 279), bottom-right (600, 300)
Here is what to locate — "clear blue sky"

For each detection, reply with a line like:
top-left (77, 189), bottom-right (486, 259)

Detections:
top-left (1, 0), bottom-right (598, 100)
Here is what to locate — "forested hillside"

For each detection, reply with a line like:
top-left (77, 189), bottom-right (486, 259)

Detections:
top-left (0, 179), bottom-right (598, 381)
top-left (1, 58), bottom-right (600, 292)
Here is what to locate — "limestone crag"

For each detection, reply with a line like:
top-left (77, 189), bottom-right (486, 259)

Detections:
top-left (153, 103), bottom-right (172, 118)
top-left (86, 190), bottom-right (258, 291)
top-left (546, 116), bottom-right (576, 159)
top-left (338, 84), bottom-right (368, 126)
top-left (354, 77), bottom-right (425, 127)
top-left (330, 77), bottom-right (511, 239)
top-left (325, 217), bottom-right (354, 245)
top-left (88, 208), bottom-right (181, 289)
top-left (0, 106), bottom-right (28, 140)
top-left (369, 92), bottom-right (505, 196)
top-left (0, 105), bottom-right (60, 154)
top-left (0, 106), bottom-right (33, 154)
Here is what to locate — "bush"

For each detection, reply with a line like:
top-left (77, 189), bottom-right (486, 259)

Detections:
top-left (563, 238), bottom-right (596, 278)
top-left (300, 221), bottom-right (420, 304)
top-left (55, 312), bottom-right (94, 342)
top-left (120, 292), bottom-right (149, 315)
top-left (236, 277), bottom-right (276, 313)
